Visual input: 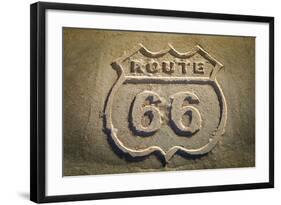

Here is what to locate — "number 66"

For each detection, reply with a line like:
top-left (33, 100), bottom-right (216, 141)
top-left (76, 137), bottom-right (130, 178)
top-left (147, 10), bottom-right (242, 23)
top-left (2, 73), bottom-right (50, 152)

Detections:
top-left (130, 90), bottom-right (202, 136)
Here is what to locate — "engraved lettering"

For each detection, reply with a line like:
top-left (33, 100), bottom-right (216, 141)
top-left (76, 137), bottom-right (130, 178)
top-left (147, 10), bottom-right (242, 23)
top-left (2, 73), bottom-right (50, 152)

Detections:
top-left (193, 62), bottom-right (205, 74)
top-left (162, 61), bottom-right (175, 74)
top-left (129, 59), bottom-right (205, 75)
top-left (177, 62), bottom-right (186, 74)
top-left (170, 92), bottom-right (202, 135)
top-left (131, 91), bottom-right (162, 135)
top-left (146, 61), bottom-right (160, 73)
top-left (130, 91), bottom-right (202, 136)
top-left (177, 62), bottom-right (191, 74)
top-left (130, 60), bottom-right (144, 73)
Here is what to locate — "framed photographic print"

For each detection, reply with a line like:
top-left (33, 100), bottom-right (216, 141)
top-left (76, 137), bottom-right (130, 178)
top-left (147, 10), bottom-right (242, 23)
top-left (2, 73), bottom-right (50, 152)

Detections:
top-left (30, 1), bottom-right (274, 203)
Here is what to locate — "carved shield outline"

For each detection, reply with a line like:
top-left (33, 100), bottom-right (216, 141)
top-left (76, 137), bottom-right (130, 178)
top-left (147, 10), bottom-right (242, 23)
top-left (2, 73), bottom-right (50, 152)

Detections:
top-left (104, 44), bottom-right (227, 163)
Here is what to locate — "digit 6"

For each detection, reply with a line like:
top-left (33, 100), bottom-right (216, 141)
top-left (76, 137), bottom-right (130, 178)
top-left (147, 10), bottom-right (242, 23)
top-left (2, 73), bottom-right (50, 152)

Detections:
top-left (130, 91), bottom-right (162, 135)
top-left (170, 91), bottom-right (202, 136)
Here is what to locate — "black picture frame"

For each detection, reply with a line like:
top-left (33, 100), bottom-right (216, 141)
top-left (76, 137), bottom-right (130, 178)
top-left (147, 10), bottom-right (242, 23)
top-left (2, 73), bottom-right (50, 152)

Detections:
top-left (30, 1), bottom-right (274, 203)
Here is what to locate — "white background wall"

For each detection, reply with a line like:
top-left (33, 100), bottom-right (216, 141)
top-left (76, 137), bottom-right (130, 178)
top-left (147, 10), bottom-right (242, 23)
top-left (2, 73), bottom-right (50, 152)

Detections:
top-left (0, 0), bottom-right (279, 204)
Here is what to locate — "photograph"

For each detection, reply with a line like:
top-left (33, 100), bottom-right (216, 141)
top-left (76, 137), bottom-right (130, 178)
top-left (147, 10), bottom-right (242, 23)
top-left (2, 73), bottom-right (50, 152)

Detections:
top-left (63, 28), bottom-right (255, 176)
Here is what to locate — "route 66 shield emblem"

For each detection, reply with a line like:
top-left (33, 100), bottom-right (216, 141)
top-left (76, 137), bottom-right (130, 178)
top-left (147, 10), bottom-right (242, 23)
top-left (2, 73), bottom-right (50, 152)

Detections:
top-left (104, 44), bottom-right (227, 164)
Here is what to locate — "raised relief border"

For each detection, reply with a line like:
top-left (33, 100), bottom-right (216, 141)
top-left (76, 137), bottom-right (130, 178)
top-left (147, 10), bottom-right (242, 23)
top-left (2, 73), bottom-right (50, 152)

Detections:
top-left (104, 44), bottom-right (227, 164)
